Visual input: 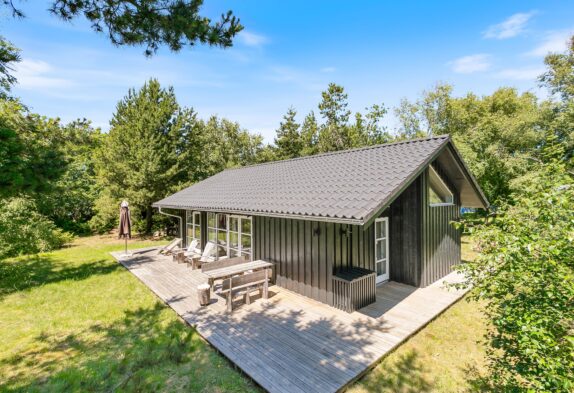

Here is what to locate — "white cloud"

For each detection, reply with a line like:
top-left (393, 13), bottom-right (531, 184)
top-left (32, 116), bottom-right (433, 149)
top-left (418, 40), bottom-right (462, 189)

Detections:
top-left (526, 30), bottom-right (573, 57)
top-left (14, 59), bottom-right (75, 89)
top-left (483, 11), bottom-right (537, 39)
top-left (320, 67), bottom-right (336, 73)
top-left (449, 54), bottom-right (492, 74)
top-left (496, 67), bottom-right (545, 80)
top-left (238, 31), bottom-right (269, 47)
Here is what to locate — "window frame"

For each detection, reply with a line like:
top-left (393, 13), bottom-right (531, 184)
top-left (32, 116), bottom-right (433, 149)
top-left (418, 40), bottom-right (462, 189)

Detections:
top-left (428, 165), bottom-right (454, 206)
top-left (374, 217), bottom-right (389, 283)
top-left (185, 210), bottom-right (202, 250)
top-left (206, 212), bottom-right (252, 261)
top-left (227, 215), bottom-right (253, 261)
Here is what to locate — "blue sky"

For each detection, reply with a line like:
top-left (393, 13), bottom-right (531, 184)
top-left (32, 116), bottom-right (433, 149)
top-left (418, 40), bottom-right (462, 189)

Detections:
top-left (2, 1), bottom-right (573, 142)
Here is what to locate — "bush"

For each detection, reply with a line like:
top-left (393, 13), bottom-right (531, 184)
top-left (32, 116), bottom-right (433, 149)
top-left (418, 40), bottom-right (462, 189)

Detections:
top-left (0, 197), bottom-right (73, 259)
top-left (457, 157), bottom-right (574, 392)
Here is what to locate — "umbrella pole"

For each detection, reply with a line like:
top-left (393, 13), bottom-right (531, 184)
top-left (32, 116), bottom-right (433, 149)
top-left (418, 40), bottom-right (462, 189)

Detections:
top-left (125, 236), bottom-right (127, 254)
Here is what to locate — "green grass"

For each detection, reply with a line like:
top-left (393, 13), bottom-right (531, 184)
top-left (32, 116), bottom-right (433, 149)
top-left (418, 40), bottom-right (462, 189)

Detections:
top-left (0, 235), bottom-right (258, 393)
top-left (1, 235), bottom-right (488, 392)
top-left (349, 237), bottom-right (489, 392)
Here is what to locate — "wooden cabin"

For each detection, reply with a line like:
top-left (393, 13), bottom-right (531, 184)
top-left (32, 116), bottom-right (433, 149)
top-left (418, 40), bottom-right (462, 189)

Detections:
top-left (153, 135), bottom-right (488, 310)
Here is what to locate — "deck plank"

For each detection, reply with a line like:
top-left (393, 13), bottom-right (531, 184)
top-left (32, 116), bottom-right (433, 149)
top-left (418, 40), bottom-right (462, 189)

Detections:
top-left (112, 249), bottom-right (467, 393)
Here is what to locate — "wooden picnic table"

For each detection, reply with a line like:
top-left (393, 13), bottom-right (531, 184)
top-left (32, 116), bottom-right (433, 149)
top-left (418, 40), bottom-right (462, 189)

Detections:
top-left (203, 260), bottom-right (274, 287)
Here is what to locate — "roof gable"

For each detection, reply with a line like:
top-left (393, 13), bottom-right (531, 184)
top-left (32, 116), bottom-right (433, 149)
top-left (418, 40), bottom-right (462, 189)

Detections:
top-left (153, 135), bottom-right (487, 224)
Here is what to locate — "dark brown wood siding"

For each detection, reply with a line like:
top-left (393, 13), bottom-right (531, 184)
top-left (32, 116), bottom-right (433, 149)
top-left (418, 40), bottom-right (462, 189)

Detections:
top-left (383, 176), bottom-right (423, 287)
top-left (420, 162), bottom-right (462, 286)
top-left (253, 217), bottom-right (373, 305)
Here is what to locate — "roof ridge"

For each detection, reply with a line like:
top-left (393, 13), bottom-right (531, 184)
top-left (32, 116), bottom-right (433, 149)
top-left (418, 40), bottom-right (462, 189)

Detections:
top-left (224, 134), bottom-right (450, 172)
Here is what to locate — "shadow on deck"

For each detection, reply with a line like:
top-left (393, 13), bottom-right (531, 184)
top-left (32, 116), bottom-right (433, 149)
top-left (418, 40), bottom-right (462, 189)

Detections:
top-left (111, 248), bottom-right (466, 393)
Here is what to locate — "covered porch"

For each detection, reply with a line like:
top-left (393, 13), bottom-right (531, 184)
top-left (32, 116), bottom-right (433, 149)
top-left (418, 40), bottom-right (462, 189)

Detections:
top-left (111, 247), bottom-right (467, 393)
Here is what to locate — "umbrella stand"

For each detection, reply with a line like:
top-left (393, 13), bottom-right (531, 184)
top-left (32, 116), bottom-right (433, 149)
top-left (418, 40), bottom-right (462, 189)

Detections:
top-left (119, 236), bottom-right (132, 259)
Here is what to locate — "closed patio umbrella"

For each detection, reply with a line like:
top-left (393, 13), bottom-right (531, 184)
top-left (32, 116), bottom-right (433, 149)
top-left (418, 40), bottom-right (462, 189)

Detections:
top-left (118, 200), bottom-right (132, 258)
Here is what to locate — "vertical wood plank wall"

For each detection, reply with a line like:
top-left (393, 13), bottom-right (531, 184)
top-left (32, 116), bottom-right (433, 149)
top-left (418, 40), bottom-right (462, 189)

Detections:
top-left (253, 216), bottom-right (374, 305)
top-left (385, 176), bottom-right (423, 287)
top-left (420, 162), bottom-right (462, 286)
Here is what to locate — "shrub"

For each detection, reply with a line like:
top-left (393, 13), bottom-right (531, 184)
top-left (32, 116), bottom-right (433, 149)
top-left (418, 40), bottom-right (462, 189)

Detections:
top-left (0, 197), bottom-right (73, 259)
top-left (457, 156), bottom-right (574, 392)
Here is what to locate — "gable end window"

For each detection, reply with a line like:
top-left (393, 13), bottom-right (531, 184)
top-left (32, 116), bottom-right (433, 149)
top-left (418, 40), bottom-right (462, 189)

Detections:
top-left (428, 166), bottom-right (454, 206)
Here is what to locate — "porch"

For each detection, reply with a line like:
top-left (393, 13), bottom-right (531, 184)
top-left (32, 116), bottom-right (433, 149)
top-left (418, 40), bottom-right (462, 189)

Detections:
top-left (111, 247), bottom-right (467, 393)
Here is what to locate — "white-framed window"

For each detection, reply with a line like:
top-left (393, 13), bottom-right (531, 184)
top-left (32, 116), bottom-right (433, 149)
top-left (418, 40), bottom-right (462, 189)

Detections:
top-left (185, 211), bottom-right (201, 251)
top-left (374, 217), bottom-right (389, 283)
top-left (228, 215), bottom-right (252, 260)
top-left (429, 166), bottom-right (454, 206)
top-left (206, 212), bottom-right (252, 261)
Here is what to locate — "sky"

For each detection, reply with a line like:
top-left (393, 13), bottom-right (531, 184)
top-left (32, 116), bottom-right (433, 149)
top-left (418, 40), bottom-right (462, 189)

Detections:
top-left (2, 1), bottom-right (574, 142)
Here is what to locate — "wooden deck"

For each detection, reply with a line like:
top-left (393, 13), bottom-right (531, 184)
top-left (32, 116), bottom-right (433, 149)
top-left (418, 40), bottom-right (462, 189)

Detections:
top-left (111, 248), bottom-right (467, 393)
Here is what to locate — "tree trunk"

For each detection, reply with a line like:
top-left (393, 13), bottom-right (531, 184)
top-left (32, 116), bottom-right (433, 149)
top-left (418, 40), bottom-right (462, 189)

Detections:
top-left (145, 204), bottom-right (153, 234)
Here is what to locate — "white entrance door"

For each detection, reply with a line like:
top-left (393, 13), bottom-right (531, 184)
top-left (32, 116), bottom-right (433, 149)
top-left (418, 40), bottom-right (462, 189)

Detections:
top-left (375, 217), bottom-right (389, 283)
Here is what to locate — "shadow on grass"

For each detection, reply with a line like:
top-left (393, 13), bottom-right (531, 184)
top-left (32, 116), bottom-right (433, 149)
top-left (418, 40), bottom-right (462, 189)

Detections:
top-left (0, 254), bottom-right (119, 299)
top-left (464, 363), bottom-right (494, 392)
top-left (0, 302), bottom-right (256, 392)
top-left (356, 350), bottom-right (434, 392)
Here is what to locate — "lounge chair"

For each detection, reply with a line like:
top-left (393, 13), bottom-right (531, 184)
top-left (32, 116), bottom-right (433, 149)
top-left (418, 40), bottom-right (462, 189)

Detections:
top-left (187, 242), bottom-right (218, 269)
top-left (158, 238), bottom-right (182, 255)
top-left (184, 239), bottom-right (201, 258)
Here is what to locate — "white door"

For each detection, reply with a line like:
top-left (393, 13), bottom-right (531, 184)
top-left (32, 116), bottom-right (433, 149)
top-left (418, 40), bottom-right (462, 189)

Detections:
top-left (375, 217), bottom-right (389, 283)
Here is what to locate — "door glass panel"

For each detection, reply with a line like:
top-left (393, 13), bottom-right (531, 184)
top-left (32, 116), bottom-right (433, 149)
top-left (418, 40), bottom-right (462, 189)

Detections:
top-left (228, 248), bottom-right (240, 257)
top-left (229, 232), bottom-right (239, 248)
top-left (229, 217), bottom-right (239, 232)
top-left (241, 234), bottom-right (251, 249)
top-left (241, 219), bottom-right (251, 234)
top-left (217, 244), bottom-right (227, 258)
top-left (376, 240), bottom-right (387, 260)
top-left (218, 214), bottom-right (227, 230)
top-left (207, 213), bottom-right (216, 228)
top-left (208, 228), bottom-right (217, 242)
top-left (376, 262), bottom-right (383, 275)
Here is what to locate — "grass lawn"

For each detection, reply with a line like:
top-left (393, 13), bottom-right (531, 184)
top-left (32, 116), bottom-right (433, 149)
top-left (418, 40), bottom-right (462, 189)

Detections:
top-left (1, 235), bottom-right (487, 392)
top-left (0, 235), bottom-right (258, 392)
top-left (349, 237), bottom-right (489, 392)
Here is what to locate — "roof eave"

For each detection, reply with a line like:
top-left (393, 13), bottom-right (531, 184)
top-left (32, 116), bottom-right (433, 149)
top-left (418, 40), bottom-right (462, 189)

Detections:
top-left (152, 203), bottom-right (365, 225)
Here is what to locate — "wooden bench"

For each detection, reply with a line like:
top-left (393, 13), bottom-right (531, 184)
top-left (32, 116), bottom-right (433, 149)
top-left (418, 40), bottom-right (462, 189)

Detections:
top-left (220, 269), bottom-right (269, 312)
top-left (202, 256), bottom-right (248, 285)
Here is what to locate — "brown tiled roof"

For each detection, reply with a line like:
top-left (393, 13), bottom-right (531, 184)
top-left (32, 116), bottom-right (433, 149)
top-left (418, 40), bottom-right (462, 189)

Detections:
top-left (153, 135), bottom-right (484, 224)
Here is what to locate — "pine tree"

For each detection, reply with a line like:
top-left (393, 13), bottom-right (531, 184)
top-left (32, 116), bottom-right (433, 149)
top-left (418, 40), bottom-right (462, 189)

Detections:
top-left (94, 79), bottom-right (194, 233)
top-left (317, 83), bottom-right (353, 152)
top-left (300, 111), bottom-right (319, 156)
top-left (274, 107), bottom-right (302, 159)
